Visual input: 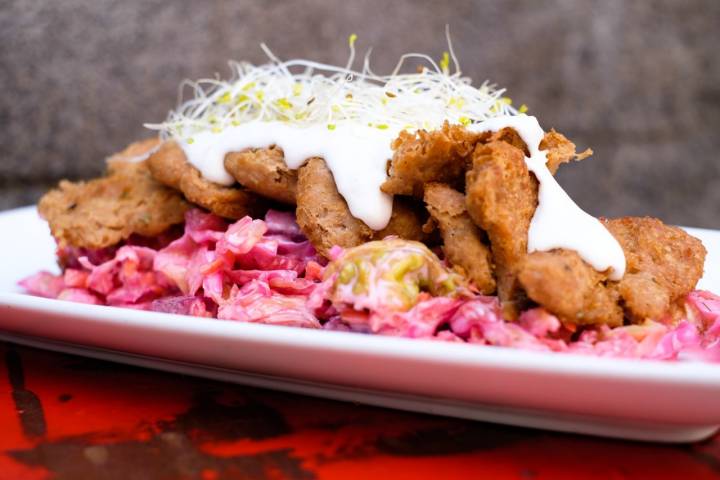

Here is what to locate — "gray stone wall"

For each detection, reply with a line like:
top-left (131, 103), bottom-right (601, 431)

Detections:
top-left (2, 0), bottom-right (719, 227)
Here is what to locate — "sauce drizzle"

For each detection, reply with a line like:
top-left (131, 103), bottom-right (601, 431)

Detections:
top-left (471, 115), bottom-right (626, 280)
top-left (180, 114), bottom-right (625, 279)
top-left (180, 122), bottom-right (395, 230)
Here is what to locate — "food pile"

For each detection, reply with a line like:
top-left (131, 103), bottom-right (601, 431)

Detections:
top-left (21, 41), bottom-right (719, 361)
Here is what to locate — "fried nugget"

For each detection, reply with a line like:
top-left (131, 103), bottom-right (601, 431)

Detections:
top-left (224, 146), bottom-right (297, 204)
top-left (486, 126), bottom-right (592, 174)
top-left (423, 183), bottom-right (495, 294)
top-left (106, 137), bottom-right (161, 169)
top-left (373, 196), bottom-right (429, 243)
top-left (490, 127), bottom-right (591, 174)
top-left (540, 130), bottom-right (592, 174)
top-left (489, 127), bottom-right (528, 155)
top-left (518, 250), bottom-right (623, 326)
top-left (381, 122), bottom-right (489, 197)
top-left (605, 217), bottom-right (706, 322)
top-left (38, 160), bottom-right (190, 250)
top-left (465, 140), bottom-right (538, 316)
top-left (296, 158), bottom-right (374, 257)
top-left (297, 159), bottom-right (427, 257)
top-left (517, 218), bottom-right (705, 325)
top-left (147, 141), bottom-right (264, 219)
top-left (381, 123), bottom-right (589, 199)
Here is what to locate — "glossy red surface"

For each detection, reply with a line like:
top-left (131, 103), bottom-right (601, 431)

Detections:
top-left (1, 342), bottom-right (719, 479)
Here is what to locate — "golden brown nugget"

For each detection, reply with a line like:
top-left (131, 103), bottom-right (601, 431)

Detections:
top-left (296, 158), bottom-right (373, 257)
top-left (224, 146), bottom-right (298, 204)
top-left (518, 250), bottom-right (623, 326)
top-left (424, 183), bottom-right (495, 294)
top-left (382, 122), bottom-right (490, 197)
top-left (38, 160), bottom-right (190, 250)
top-left (382, 123), bottom-right (590, 200)
top-left (517, 218), bottom-right (705, 326)
top-left (479, 126), bottom-right (591, 175)
top-left (106, 137), bottom-right (161, 170)
top-left (145, 140), bottom-right (186, 188)
top-left (296, 159), bottom-right (426, 256)
top-left (489, 127), bottom-right (591, 174)
top-left (373, 196), bottom-right (428, 243)
top-left (489, 127), bottom-right (528, 155)
top-left (540, 130), bottom-right (592, 174)
top-left (605, 217), bottom-right (706, 322)
top-left (147, 141), bottom-right (264, 219)
top-left (465, 140), bottom-right (538, 316)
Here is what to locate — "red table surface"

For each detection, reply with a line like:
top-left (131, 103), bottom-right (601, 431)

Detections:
top-left (0, 342), bottom-right (719, 480)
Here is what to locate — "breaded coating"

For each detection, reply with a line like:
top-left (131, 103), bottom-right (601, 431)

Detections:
top-left (423, 183), bottom-right (495, 294)
top-left (382, 123), bottom-right (589, 199)
top-left (296, 158), bottom-right (373, 257)
top-left (465, 141), bottom-right (538, 316)
top-left (381, 122), bottom-right (490, 197)
top-left (518, 250), bottom-right (623, 326)
top-left (373, 196), bottom-right (428, 243)
top-left (145, 140), bottom-right (186, 188)
top-left (106, 137), bottom-right (161, 169)
top-left (491, 127), bottom-right (591, 174)
top-left (605, 217), bottom-right (706, 322)
top-left (180, 167), bottom-right (263, 219)
top-left (296, 159), bottom-right (427, 256)
top-left (147, 141), bottom-right (264, 219)
top-left (540, 130), bottom-right (592, 174)
top-left (486, 127), bottom-right (592, 175)
top-left (224, 146), bottom-right (297, 204)
top-left (38, 160), bottom-right (190, 250)
top-left (517, 218), bottom-right (705, 326)
top-left (490, 127), bottom-right (529, 155)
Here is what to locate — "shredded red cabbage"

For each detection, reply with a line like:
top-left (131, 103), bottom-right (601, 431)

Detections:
top-left (20, 209), bottom-right (720, 362)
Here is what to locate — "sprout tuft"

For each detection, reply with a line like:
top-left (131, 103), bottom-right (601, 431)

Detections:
top-left (145, 36), bottom-right (520, 141)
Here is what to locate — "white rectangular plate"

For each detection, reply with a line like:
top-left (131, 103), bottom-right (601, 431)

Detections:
top-left (1, 206), bottom-right (719, 443)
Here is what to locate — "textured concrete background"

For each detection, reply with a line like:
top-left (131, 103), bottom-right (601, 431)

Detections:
top-left (1, 0), bottom-right (719, 227)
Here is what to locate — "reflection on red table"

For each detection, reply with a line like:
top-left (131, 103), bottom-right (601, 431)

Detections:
top-left (1, 342), bottom-right (718, 479)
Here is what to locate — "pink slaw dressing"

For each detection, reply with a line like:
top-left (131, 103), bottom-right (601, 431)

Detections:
top-left (20, 209), bottom-right (720, 362)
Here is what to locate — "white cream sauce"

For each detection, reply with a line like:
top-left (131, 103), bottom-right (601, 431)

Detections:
top-left (180, 122), bottom-right (396, 230)
top-left (471, 115), bottom-right (626, 280)
top-left (181, 114), bottom-right (625, 280)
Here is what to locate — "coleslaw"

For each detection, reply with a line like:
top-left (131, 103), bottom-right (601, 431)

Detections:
top-left (20, 209), bottom-right (720, 362)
